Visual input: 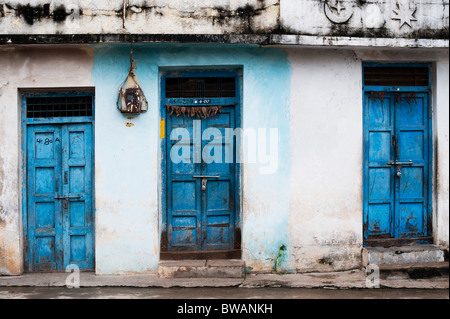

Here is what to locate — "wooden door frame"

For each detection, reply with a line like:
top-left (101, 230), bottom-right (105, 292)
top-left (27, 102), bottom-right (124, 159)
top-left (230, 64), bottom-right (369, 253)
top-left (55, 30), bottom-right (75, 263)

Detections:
top-left (21, 90), bottom-right (95, 272)
top-left (159, 69), bottom-right (243, 260)
top-left (362, 63), bottom-right (433, 247)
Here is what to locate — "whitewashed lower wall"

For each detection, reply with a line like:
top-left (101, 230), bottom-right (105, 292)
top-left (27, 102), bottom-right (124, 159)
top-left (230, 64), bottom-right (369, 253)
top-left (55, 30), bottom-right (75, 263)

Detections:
top-left (0, 44), bottom-right (448, 275)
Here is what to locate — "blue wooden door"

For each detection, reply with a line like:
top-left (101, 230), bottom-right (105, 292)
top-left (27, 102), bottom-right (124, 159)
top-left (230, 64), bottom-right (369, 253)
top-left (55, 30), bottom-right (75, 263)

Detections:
top-left (26, 123), bottom-right (94, 271)
top-left (166, 107), bottom-right (237, 251)
top-left (363, 92), bottom-right (431, 243)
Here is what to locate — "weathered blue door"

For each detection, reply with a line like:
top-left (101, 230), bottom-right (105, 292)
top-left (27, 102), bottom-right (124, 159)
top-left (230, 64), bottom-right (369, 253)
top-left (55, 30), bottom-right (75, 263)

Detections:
top-left (161, 72), bottom-right (240, 254)
top-left (26, 123), bottom-right (94, 271)
top-left (363, 91), bottom-right (431, 244)
top-left (165, 108), bottom-right (237, 251)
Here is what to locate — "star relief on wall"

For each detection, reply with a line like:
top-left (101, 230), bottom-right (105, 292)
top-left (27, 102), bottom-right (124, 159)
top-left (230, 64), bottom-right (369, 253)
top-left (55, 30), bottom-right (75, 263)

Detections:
top-left (392, 2), bottom-right (417, 28)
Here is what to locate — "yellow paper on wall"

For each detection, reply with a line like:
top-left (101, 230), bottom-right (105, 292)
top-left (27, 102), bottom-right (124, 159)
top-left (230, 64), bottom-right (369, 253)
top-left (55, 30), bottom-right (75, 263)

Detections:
top-left (160, 118), bottom-right (165, 139)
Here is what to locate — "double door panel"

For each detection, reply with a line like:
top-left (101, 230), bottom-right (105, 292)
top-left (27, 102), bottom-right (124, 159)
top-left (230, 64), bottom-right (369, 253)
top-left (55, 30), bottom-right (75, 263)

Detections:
top-left (26, 123), bottom-right (93, 271)
top-left (364, 92), bottom-right (430, 240)
top-left (166, 107), bottom-right (236, 251)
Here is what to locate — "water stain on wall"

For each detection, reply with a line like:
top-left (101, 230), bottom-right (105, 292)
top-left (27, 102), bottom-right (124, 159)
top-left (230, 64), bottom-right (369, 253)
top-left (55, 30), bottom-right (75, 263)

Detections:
top-left (7, 3), bottom-right (77, 25)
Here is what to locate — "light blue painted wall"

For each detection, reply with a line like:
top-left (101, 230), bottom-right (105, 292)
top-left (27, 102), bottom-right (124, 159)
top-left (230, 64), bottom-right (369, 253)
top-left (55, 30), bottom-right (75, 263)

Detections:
top-left (92, 44), bottom-right (292, 274)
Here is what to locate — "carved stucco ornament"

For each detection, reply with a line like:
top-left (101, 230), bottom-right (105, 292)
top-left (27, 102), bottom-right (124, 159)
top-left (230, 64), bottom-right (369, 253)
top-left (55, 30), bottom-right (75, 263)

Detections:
top-left (392, 1), bottom-right (417, 29)
top-left (324, 0), bottom-right (354, 24)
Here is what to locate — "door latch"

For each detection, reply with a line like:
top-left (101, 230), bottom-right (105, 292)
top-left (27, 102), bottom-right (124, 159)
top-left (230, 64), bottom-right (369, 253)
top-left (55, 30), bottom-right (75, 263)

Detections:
top-left (201, 178), bottom-right (207, 191)
top-left (396, 166), bottom-right (402, 178)
top-left (386, 160), bottom-right (413, 166)
top-left (193, 175), bottom-right (220, 191)
top-left (386, 160), bottom-right (413, 178)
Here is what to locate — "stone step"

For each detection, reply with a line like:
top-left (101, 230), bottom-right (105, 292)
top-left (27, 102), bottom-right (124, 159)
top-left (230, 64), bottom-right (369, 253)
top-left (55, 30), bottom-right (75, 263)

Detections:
top-left (362, 245), bottom-right (445, 267)
top-left (374, 262), bottom-right (449, 280)
top-left (157, 259), bottom-right (245, 279)
top-left (380, 262), bottom-right (449, 278)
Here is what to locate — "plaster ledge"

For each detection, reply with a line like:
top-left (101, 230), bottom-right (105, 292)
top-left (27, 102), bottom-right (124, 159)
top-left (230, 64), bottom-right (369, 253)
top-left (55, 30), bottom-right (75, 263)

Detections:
top-left (0, 34), bottom-right (448, 49)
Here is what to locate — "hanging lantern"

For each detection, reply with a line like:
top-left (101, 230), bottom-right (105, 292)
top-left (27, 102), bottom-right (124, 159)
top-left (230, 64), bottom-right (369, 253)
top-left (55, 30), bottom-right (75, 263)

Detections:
top-left (117, 45), bottom-right (148, 114)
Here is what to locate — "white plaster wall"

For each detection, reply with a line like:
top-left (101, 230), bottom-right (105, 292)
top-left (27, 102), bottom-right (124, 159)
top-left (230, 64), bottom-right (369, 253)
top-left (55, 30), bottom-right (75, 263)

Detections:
top-left (285, 47), bottom-right (449, 272)
top-left (0, 46), bottom-right (94, 275)
top-left (435, 58), bottom-right (449, 247)
top-left (286, 48), bottom-right (363, 272)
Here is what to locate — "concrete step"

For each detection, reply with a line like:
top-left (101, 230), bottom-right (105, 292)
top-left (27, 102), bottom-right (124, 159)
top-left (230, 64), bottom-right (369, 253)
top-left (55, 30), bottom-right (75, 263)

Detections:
top-left (377, 262), bottom-right (449, 279)
top-left (157, 259), bottom-right (245, 279)
top-left (362, 245), bottom-right (445, 267)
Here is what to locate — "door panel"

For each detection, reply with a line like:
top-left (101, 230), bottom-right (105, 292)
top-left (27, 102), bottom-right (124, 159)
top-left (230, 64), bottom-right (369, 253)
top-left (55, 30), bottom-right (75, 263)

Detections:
top-left (202, 109), bottom-right (235, 250)
top-left (365, 95), bottom-right (395, 238)
top-left (167, 115), bottom-right (202, 250)
top-left (27, 125), bottom-right (63, 271)
top-left (62, 124), bottom-right (94, 269)
top-left (364, 92), bottom-right (431, 243)
top-left (394, 94), bottom-right (429, 239)
top-left (26, 123), bottom-right (93, 272)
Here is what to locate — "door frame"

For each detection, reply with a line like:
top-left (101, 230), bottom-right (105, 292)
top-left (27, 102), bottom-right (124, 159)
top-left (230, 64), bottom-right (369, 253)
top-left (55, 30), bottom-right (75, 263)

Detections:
top-left (159, 69), bottom-right (243, 259)
top-left (362, 62), bottom-right (433, 247)
top-left (21, 90), bottom-right (95, 272)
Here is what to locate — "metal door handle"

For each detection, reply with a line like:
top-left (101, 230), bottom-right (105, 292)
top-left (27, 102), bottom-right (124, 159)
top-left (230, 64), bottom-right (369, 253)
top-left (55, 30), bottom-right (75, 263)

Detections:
top-left (193, 176), bottom-right (220, 191)
top-left (192, 175), bottom-right (220, 179)
top-left (386, 160), bottom-right (413, 166)
top-left (54, 196), bottom-right (81, 200)
top-left (386, 160), bottom-right (412, 178)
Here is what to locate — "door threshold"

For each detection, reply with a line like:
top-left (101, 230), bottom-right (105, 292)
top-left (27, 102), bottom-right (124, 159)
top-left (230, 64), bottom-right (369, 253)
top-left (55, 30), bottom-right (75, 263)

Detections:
top-left (364, 237), bottom-right (433, 248)
top-left (160, 249), bottom-right (241, 260)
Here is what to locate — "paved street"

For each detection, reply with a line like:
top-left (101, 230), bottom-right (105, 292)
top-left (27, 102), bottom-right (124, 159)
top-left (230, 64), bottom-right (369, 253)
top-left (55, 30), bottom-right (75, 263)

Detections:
top-left (0, 287), bottom-right (448, 299)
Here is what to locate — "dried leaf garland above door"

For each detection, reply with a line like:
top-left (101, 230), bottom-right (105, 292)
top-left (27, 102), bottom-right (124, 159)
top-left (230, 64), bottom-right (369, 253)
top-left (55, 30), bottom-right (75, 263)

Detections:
top-left (165, 105), bottom-right (223, 119)
top-left (370, 91), bottom-right (418, 105)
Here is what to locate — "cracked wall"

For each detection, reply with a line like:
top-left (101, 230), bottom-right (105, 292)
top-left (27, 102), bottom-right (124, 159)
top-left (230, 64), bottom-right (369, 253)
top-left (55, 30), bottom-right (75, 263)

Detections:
top-left (0, 0), bottom-right (448, 40)
top-left (0, 0), bottom-right (280, 35)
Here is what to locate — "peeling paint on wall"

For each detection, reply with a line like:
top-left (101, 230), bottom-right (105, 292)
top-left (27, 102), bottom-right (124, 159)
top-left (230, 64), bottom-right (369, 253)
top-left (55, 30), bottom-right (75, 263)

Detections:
top-left (0, 20), bottom-right (448, 276)
top-left (0, 0), bottom-right (447, 39)
top-left (0, 0), bottom-right (281, 35)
